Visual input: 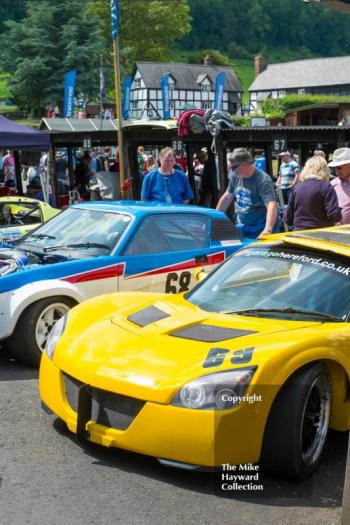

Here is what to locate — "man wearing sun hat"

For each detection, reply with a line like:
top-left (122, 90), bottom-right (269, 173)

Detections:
top-left (276, 150), bottom-right (300, 205)
top-left (329, 147), bottom-right (350, 224)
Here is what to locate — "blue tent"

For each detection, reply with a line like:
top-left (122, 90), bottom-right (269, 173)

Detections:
top-left (0, 116), bottom-right (49, 151)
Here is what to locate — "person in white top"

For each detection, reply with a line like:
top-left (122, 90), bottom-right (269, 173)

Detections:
top-left (328, 147), bottom-right (350, 224)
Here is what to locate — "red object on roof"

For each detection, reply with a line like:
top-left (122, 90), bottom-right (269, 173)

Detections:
top-left (178, 109), bottom-right (205, 136)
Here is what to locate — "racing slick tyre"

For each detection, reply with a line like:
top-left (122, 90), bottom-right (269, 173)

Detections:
top-left (260, 362), bottom-right (331, 480)
top-left (6, 296), bottom-right (76, 368)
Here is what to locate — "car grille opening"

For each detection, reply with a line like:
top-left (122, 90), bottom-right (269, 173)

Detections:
top-left (63, 373), bottom-right (146, 431)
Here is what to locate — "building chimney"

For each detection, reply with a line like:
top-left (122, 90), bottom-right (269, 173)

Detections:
top-left (255, 53), bottom-right (267, 77)
top-left (204, 54), bottom-right (213, 66)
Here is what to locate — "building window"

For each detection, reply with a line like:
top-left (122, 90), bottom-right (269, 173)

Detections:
top-left (201, 101), bottom-right (212, 110)
top-left (134, 78), bottom-right (141, 89)
top-left (170, 100), bottom-right (175, 109)
top-left (200, 84), bottom-right (210, 92)
top-left (132, 101), bottom-right (138, 110)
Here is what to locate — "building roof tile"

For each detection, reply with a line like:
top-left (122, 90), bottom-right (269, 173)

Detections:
top-left (135, 61), bottom-right (243, 92)
top-left (249, 55), bottom-right (350, 92)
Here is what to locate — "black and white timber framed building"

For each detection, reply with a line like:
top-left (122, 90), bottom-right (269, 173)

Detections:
top-left (129, 60), bottom-right (243, 119)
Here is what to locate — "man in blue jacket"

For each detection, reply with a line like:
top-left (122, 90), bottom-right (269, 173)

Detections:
top-left (141, 147), bottom-right (193, 204)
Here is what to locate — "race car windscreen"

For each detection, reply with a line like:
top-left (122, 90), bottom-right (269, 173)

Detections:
top-left (0, 201), bottom-right (40, 226)
top-left (16, 207), bottom-right (132, 253)
top-left (187, 246), bottom-right (350, 321)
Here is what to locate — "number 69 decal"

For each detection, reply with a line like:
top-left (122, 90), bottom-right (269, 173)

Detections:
top-left (203, 347), bottom-right (255, 368)
top-left (165, 271), bottom-right (192, 293)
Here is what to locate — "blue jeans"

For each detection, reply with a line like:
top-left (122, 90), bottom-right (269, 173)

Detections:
top-left (235, 215), bottom-right (281, 238)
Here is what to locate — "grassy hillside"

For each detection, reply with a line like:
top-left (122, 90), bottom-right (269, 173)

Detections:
top-left (233, 59), bottom-right (254, 103)
top-left (0, 72), bottom-right (12, 99)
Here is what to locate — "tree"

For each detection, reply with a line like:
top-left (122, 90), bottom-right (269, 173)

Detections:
top-left (181, 0), bottom-right (350, 61)
top-left (90, 0), bottom-right (192, 71)
top-left (0, 0), bottom-right (25, 32)
top-left (0, 0), bottom-right (107, 115)
top-left (186, 49), bottom-right (233, 66)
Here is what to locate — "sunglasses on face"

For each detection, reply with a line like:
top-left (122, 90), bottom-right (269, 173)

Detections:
top-left (230, 163), bottom-right (241, 170)
top-left (335, 165), bottom-right (347, 171)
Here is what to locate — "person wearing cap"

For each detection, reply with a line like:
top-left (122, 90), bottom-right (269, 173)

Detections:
top-left (329, 147), bottom-right (350, 224)
top-left (216, 147), bottom-right (279, 238)
top-left (276, 151), bottom-right (300, 205)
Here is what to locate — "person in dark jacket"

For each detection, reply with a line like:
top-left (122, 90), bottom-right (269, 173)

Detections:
top-left (74, 153), bottom-right (92, 200)
top-left (284, 155), bottom-right (341, 231)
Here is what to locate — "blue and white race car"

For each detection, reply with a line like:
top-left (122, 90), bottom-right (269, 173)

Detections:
top-left (0, 201), bottom-right (251, 366)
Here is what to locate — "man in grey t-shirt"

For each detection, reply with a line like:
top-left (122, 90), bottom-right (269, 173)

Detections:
top-left (216, 148), bottom-right (278, 238)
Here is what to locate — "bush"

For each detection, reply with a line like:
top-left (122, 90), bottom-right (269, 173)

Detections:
top-left (279, 94), bottom-right (350, 110)
top-left (232, 115), bottom-right (251, 127)
top-left (260, 98), bottom-right (285, 119)
top-left (227, 42), bottom-right (252, 60)
top-left (260, 94), bottom-right (350, 119)
top-left (187, 49), bottom-right (233, 67)
top-left (0, 105), bottom-right (18, 113)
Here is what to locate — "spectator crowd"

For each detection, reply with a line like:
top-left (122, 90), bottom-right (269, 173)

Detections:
top-left (1, 139), bottom-right (350, 238)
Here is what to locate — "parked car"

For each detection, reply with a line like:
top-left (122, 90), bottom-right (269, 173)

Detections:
top-left (0, 196), bottom-right (59, 243)
top-left (40, 225), bottom-right (350, 479)
top-left (0, 201), bottom-right (251, 366)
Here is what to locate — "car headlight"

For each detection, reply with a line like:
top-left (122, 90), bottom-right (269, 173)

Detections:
top-left (45, 314), bottom-right (67, 360)
top-left (171, 367), bottom-right (256, 410)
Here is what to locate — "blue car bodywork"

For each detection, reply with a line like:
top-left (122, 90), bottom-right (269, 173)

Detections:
top-left (0, 201), bottom-right (252, 365)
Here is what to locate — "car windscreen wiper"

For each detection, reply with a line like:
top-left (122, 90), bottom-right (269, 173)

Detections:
top-left (29, 233), bottom-right (56, 240)
top-left (220, 307), bottom-right (343, 322)
top-left (44, 242), bottom-right (110, 252)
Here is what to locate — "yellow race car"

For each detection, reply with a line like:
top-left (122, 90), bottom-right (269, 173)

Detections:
top-left (39, 225), bottom-right (350, 479)
top-left (0, 196), bottom-right (59, 243)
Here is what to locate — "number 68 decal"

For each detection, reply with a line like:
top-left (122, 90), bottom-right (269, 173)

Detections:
top-left (165, 271), bottom-right (192, 294)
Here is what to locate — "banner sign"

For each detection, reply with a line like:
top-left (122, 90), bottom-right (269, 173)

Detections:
top-left (100, 67), bottom-right (106, 100)
top-left (122, 75), bottom-right (132, 119)
top-left (161, 73), bottom-right (171, 119)
top-left (63, 70), bottom-right (77, 118)
top-left (110, 0), bottom-right (120, 39)
top-left (214, 72), bottom-right (226, 110)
